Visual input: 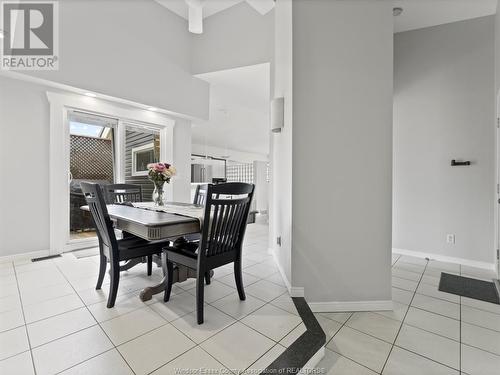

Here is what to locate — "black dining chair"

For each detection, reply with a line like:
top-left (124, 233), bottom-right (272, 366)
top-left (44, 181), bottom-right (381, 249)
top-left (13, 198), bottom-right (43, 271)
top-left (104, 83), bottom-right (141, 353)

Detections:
top-left (80, 182), bottom-right (169, 308)
top-left (103, 183), bottom-right (157, 273)
top-left (163, 182), bottom-right (255, 324)
top-left (193, 184), bottom-right (208, 206)
top-left (104, 183), bottom-right (143, 204)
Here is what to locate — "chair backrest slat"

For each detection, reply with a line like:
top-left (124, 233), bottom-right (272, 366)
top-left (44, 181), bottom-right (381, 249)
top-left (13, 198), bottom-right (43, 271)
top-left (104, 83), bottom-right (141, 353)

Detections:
top-left (230, 202), bottom-right (247, 249)
top-left (104, 184), bottom-right (143, 204)
top-left (229, 200), bottom-right (248, 251)
top-left (81, 182), bottom-right (118, 252)
top-left (199, 183), bottom-right (255, 261)
top-left (208, 203), bottom-right (221, 255)
top-left (216, 205), bottom-right (231, 254)
top-left (220, 204), bottom-right (236, 252)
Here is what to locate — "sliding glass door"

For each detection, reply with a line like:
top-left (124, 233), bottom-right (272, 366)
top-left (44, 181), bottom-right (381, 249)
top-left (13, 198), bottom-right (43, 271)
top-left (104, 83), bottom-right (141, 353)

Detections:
top-left (63, 111), bottom-right (169, 252)
top-left (67, 111), bottom-right (118, 248)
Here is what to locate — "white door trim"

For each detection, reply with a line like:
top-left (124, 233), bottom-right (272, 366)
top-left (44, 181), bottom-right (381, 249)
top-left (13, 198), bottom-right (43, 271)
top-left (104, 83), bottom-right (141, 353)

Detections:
top-left (47, 91), bottom-right (176, 255)
top-left (496, 91), bottom-right (500, 279)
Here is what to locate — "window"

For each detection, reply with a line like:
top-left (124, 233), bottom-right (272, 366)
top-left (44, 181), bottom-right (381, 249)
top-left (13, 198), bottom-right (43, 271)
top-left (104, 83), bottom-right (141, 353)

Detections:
top-left (131, 142), bottom-right (155, 176)
top-left (226, 163), bottom-right (254, 183)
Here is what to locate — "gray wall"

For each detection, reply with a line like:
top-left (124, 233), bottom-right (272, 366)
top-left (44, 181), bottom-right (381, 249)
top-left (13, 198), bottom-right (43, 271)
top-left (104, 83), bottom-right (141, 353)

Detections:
top-left (191, 2), bottom-right (274, 74)
top-left (496, 1), bottom-right (500, 94)
top-left (27, 0), bottom-right (208, 119)
top-left (393, 16), bottom-right (496, 265)
top-left (0, 77), bottom-right (51, 256)
top-left (291, 0), bottom-right (393, 302)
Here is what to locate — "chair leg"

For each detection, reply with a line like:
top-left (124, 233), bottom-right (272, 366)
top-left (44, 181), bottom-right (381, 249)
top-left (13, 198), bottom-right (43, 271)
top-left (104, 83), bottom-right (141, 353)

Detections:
top-left (107, 260), bottom-right (120, 308)
top-left (164, 260), bottom-right (174, 302)
top-left (147, 255), bottom-right (153, 276)
top-left (96, 253), bottom-right (107, 290)
top-left (205, 271), bottom-right (211, 285)
top-left (196, 272), bottom-right (205, 324)
top-left (234, 259), bottom-right (246, 301)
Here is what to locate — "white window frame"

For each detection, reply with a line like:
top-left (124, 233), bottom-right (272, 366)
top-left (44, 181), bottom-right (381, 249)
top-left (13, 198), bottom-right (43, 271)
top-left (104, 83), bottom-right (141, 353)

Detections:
top-left (47, 91), bottom-right (175, 254)
top-left (131, 142), bottom-right (155, 176)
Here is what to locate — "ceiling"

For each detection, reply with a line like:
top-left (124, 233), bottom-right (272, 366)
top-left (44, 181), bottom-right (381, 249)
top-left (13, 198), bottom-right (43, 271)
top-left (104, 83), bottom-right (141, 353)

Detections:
top-left (394, 0), bottom-right (498, 33)
top-left (157, 0), bottom-right (498, 34)
top-left (192, 63), bottom-right (270, 158)
top-left (155, 0), bottom-right (244, 20)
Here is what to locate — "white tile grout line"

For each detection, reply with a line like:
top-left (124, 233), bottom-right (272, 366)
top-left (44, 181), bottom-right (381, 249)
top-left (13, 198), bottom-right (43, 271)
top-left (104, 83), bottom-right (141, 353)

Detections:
top-left (326, 259), bottom-right (500, 373)
top-left (3, 243), bottom-right (302, 374)
top-left (323, 312), bottom-right (381, 373)
top-left (320, 257), bottom-right (465, 374)
top-left (379, 257), bottom-right (429, 374)
top-left (2, 248), bottom-right (498, 374)
top-left (51, 260), bottom-right (139, 375)
top-left (11, 260), bottom-right (37, 375)
top-left (140, 278), bottom-right (299, 373)
top-left (391, 260), bottom-right (466, 370)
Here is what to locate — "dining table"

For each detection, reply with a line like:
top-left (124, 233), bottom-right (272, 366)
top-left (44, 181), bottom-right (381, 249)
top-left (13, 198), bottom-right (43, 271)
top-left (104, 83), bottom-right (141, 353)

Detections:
top-left (81, 202), bottom-right (208, 302)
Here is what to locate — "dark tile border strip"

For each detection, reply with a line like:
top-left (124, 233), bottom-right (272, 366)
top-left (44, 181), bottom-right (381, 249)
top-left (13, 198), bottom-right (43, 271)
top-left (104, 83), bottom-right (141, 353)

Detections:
top-left (261, 297), bottom-right (326, 374)
top-left (31, 254), bottom-right (62, 262)
top-left (494, 278), bottom-right (500, 301)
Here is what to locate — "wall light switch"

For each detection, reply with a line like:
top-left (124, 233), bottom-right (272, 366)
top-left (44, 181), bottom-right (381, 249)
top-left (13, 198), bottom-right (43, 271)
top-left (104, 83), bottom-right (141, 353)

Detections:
top-left (446, 234), bottom-right (455, 244)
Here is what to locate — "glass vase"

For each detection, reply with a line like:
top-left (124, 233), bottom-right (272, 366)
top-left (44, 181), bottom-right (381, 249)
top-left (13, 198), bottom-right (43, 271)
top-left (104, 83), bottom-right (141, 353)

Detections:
top-left (152, 180), bottom-right (166, 207)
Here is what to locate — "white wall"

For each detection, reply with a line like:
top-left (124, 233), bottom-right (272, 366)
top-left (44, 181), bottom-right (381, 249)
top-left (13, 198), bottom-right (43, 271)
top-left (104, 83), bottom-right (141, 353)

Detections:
top-left (0, 0), bottom-right (206, 258)
top-left (191, 2), bottom-right (274, 74)
top-left (270, 0), bottom-right (293, 286)
top-left (291, 0), bottom-right (393, 304)
top-left (394, 16), bottom-right (496, 266)
top-left (0, 75), bottom-right (193, 258)
top-left (27, 0), bottom-right (208, 119)
top-left (173, 118), bottom-right (193, 203)
top-left (253, 161), bottom-right (269, 213)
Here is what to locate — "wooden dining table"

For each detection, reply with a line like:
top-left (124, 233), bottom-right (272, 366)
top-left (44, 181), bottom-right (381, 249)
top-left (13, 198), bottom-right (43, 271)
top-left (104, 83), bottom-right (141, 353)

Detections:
top-left (82, 202), bottom-right (206, 302)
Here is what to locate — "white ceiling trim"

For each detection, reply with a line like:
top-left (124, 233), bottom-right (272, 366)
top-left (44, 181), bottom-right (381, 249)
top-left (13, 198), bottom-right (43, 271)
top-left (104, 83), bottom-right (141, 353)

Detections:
top-left (156, 0), bottom-right (274, 20)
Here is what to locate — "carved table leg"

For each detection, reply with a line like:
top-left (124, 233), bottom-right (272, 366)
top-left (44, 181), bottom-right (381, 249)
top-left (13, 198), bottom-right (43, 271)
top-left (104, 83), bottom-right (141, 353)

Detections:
top-left (118, 257), bottom-right (144, 272)
top-left (139, 256), bottom-right (214, 302)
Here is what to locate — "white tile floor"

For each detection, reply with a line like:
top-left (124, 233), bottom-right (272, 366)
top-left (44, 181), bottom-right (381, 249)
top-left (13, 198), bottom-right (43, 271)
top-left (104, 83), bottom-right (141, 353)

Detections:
top-left (2, 229), bottom-right (500, 375)
top-left (316, 254), bottom-right (500, 375)
top-left (0, 224), bottom-right (298, 375)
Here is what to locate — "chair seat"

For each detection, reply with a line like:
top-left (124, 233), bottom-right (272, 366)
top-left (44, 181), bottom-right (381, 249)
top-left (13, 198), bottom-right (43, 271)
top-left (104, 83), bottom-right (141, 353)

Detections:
top-left (116, 236), bottom-right (167, 261)
top-left (165, 240), bottom-right (200, 259)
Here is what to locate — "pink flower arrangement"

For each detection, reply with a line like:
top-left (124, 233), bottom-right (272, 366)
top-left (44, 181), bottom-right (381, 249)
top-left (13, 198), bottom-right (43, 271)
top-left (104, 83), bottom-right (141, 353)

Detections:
top-left (147, 162), bottom-right (176, 183)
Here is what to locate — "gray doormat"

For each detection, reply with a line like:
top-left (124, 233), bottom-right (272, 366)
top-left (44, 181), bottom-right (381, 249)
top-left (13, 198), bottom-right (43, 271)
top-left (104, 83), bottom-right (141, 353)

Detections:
top-left (439, 273), bottom-right (500, 305)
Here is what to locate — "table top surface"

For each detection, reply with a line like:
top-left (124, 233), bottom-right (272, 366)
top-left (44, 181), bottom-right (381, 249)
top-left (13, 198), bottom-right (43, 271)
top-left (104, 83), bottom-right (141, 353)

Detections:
top-left (81, 203), bottom-right (200, 228)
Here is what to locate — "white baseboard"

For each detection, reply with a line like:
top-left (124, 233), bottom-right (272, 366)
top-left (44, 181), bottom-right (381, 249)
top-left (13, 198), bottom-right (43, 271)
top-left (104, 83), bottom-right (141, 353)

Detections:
top-left (269, 247), bottom-right (298, 294)
top-left (0, 249), bottom-right (50, 264)
top-left (393, 248), bottom-right (496, 271)
top-left (290, 287), bottom-right (305, 297)
top-left (301, 346), bottom-right (325, 372)
top-left (309, 300), bottom-right (393, 313)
